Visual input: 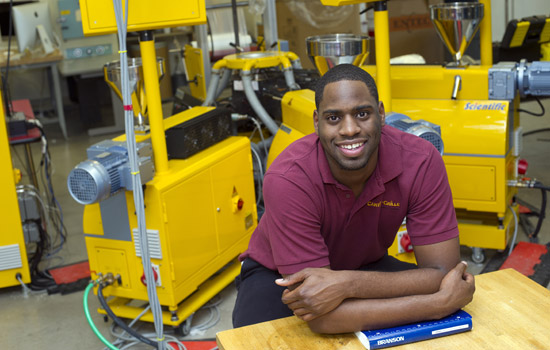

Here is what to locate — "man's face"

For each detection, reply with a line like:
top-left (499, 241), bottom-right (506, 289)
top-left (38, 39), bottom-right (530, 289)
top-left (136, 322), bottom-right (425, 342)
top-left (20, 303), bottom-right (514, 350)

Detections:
top-left (313, 80), bottom-right (385, 173)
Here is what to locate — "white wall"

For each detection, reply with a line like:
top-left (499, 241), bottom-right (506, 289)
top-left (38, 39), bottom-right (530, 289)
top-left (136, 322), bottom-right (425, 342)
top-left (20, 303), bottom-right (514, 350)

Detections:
top-left (491, 0), bottom-right (550, 42)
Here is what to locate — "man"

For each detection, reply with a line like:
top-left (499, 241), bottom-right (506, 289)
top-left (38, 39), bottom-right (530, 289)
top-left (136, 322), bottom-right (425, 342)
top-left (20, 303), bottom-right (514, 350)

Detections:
top-left (233, 64), bottom-right (475, 334)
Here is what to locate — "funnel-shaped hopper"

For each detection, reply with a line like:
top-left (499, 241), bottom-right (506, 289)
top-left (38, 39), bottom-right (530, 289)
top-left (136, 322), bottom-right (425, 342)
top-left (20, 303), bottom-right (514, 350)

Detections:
top-left (306, 34), bottom-right (369, 75)
top-left (104, 58), bottom-right (144, 100)
top-left (430, 2), bottom-right (484, 65)
top-left (104, 57), bottom-right (165, 130)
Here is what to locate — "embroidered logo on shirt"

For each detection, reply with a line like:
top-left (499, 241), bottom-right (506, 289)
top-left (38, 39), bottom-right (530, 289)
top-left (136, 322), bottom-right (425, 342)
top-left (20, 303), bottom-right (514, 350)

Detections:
top-left (367, 200), bottom-right (400, 208)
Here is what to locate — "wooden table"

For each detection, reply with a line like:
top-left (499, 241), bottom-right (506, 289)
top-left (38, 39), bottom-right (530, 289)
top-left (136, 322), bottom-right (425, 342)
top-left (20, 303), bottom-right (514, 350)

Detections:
top-left (217, 269), bottom-right (550, 350)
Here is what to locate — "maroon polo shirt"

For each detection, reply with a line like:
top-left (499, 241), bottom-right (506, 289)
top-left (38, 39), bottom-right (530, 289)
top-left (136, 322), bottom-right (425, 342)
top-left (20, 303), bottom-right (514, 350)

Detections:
top-left (241, 125), bottom-right (458, 275)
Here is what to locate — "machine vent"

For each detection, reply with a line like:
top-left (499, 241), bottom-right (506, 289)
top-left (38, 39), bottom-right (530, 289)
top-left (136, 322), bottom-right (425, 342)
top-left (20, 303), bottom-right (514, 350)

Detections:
top-left (165, 107), bottom-right (234, 159)
top-left (0, 244), bottom-right (23, 271)
top-left (68, 168), bottom-right (98, 204)
top-left (420, 133), bottom-right (444, 154)
top-left (107, 166), bottom-right (121, 194)
top-left (386, 114), bottom-right (444, 155)
top-left (132, 229), bottom-right (162, 260)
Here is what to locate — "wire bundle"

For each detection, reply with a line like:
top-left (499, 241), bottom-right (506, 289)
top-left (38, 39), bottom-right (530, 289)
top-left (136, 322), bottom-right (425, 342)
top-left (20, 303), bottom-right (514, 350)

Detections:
top-left (27, 119), bottom-right (69, 260)
top-left (1, 0), bottom-right (15, 118)
top-left (16, 185), bottom-right (56, 292)
top-left (83, 280), bottom-right (222, 350)
top-left (112, 0), bottom-right (165, 348)
top-left (188, 295), bottom-right (223, 336)
top-left (12, 119), bottom-right (67, 292)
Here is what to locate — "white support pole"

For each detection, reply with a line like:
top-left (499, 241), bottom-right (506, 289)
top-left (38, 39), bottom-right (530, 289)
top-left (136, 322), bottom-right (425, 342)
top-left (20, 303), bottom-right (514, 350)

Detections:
top-left (195, 24), bottom-right (212, 87)
top-left (263, 0), bottom-right (278, 50)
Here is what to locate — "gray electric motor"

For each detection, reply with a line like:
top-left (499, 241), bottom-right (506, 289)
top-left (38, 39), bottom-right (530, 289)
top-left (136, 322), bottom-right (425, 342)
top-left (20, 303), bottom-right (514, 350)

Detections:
top-left (385, 113), bottom-right (444, 155)
top-left (489, 60), bottom-right (550, 100)
top-left (67, 140), bottom-right (154, 205)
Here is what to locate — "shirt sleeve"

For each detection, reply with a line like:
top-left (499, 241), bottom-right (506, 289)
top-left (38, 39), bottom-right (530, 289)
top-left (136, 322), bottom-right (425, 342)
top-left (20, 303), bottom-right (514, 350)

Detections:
top-left (262, 172), bottom-right (330, 275)
top-left (406, 146), bottom-right (459, 246)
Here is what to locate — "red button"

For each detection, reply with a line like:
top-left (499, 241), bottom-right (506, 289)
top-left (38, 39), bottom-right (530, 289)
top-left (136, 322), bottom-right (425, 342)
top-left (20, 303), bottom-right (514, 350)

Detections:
top-left (400, 233), bottom-right (413, 253)
top-left (518, 159), bottom-right (528, 175)
top-left (140, 268), bottom-right (158, 286)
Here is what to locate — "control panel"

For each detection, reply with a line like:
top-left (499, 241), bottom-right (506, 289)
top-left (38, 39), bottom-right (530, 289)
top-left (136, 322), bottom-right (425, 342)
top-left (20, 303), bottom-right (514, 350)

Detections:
top-left (65, 44), bottom-right (113, 59)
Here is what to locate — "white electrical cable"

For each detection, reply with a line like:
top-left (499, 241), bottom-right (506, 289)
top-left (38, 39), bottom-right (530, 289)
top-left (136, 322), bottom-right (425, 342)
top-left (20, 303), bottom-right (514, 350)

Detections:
top-left (110, 323), bottom-right (188, 350)
top-left (247, 117), bottom-right (268, 158)
top-left (107, 304), bottom-right (151, 349)
top-left (107, 297), bottom-right (223, 349)
top-left (16, 275), bottom-right (47, 297)
top-left (112, 0), bottom-right (165, 349)
top-left (16, 275), bottom-right (31, 298)
top-left (247, 116), bottom-right (268, 207)
top-left (508, 204), bottom-right (519, 256)
top-left (249, 146), bottom-right (264, 206)
top-left (189, 296), bottom-right (222, 334)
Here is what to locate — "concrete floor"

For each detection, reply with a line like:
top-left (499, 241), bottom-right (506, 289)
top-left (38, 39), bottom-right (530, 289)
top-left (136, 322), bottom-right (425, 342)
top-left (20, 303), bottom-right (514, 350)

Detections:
top-left (1, 97), bottom-right (549, 349)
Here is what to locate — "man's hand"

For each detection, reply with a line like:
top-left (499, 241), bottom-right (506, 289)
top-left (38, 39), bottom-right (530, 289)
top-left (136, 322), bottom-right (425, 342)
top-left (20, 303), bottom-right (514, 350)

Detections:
top-left (275, 268), bottom-right (349, 321)
top-left (436, 261), bottom-right (475, 317)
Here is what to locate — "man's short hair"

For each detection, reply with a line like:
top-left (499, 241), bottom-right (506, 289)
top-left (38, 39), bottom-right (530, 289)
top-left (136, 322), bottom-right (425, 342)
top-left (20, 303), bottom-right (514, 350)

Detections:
top-left (314, 64), bottom-right (379, 110)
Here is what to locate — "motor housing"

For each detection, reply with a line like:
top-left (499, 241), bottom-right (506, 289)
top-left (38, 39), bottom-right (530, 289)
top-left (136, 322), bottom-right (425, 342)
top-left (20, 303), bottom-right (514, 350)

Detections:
top-left (489, 60), bottom-right (550, 99)
top-left (67, 140), bottom-right (154, 205)
top-left (385, 113), bottom-right (444, 155)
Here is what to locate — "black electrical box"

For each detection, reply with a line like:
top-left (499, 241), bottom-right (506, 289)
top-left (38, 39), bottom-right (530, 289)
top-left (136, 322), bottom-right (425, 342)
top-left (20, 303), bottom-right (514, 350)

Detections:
top-left (165, 107), bottom-right (234, 159)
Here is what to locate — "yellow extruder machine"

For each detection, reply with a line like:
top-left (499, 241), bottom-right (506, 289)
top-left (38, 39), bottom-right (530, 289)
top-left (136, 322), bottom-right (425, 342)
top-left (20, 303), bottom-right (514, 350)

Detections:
top-left (68, 0), bottom-right (257, 334)
top-left (0, 92), bottom-right (31, 289)
top-left (267, 0), bottom-right (550, 264)
top-left (66, 0), bottom-right (550, 336)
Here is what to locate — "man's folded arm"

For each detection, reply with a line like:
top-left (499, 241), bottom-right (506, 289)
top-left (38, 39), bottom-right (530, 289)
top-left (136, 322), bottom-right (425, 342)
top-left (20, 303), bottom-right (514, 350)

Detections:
top-left (277, 237), bottom-right (463, 320)
top-left (306, 260), bottom-right (474, 334)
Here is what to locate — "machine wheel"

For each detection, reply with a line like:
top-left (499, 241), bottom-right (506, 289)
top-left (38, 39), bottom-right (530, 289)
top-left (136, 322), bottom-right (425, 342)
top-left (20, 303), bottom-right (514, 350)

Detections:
top-left (176, 318), bottom-right (192, 336)
top-left (471, 247), bottom-right (485, 264)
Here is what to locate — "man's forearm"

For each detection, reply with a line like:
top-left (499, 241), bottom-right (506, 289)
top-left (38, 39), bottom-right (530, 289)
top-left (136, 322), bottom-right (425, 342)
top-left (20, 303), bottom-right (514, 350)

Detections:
top-left (278, 265), bottom-right (453, 321)
top-left (278, 240), bottom-right (464, 322)
top-left (307, 290), bottom-right (451, 334)
top-left (305, 261), bottom-right (475, 334)
top-left (344, 267), bottom-right (449, 299)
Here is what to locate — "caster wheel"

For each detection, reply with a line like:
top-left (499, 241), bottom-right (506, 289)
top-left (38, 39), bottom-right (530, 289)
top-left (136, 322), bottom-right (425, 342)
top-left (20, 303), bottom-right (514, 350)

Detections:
top-left (176, 318), bottom-right (192, 336)
top-left (471, 247), bottom-right (485, 264)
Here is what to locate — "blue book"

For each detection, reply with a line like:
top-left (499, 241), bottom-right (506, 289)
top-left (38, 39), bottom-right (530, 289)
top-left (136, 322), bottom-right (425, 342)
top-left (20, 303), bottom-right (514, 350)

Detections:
top-left (355, 310), bottom-right (472, 349)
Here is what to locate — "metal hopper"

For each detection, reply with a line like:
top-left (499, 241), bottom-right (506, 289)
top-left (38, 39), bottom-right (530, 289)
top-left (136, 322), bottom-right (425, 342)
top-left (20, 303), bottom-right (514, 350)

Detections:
top-left (430, 2), bottom-right (484, 66)
top-left (305, 33), bottom-right (369, 75)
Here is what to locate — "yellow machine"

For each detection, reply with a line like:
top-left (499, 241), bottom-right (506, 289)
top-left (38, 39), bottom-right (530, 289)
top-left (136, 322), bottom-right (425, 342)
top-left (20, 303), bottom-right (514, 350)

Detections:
top-left (0, 91), bottom-right (31, 288)
top-left (80, 123), bottom-right (257, 328)
top-left (70, 0), bottom-right (257, 332)
top-left (266, 0), bottom-right (550, 264)
top-left (72, 0), bottom-right (549, 331)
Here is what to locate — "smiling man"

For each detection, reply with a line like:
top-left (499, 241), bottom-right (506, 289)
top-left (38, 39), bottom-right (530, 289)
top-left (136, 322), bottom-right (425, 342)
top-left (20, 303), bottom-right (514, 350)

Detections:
top-left (232, 64), bottom-right (475, 334)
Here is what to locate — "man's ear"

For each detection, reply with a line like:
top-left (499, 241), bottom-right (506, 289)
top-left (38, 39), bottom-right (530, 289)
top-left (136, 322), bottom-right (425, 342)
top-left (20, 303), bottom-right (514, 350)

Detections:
top-left (313, 109), bottom-right (319, 135)
top-left (378, 101), bottom-right (386, 126)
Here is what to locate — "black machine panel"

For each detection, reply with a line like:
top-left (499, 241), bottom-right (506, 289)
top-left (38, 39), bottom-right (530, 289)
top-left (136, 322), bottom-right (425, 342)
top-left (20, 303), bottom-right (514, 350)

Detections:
top-left (165, 107), bottom-right (234, 159)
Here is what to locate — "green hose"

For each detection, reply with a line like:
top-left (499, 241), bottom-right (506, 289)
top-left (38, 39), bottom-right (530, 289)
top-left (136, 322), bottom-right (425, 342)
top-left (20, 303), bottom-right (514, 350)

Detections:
top-left (83, 282), bottom-right (120, 350)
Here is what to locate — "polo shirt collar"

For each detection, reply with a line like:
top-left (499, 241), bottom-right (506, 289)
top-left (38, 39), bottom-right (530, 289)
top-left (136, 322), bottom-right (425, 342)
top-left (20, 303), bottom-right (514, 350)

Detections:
top-left (316, 125), bottom-right (403, 187)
